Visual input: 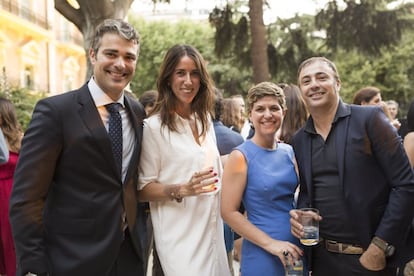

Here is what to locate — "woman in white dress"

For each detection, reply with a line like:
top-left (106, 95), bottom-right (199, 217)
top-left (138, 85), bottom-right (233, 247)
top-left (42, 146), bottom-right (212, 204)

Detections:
top-left (138, 44), bottom-right (231, 276)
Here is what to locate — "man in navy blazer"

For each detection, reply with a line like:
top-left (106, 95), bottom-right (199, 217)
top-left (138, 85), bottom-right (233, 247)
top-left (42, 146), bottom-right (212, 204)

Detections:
top-left (289, 57), bottom-right (414, 275)
top-left (9, 19), bottom-right (147, 276)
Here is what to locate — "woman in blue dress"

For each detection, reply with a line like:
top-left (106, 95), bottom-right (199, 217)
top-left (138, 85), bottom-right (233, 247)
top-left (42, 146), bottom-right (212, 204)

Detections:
top-left (221, 82), bottom-right (306, 276)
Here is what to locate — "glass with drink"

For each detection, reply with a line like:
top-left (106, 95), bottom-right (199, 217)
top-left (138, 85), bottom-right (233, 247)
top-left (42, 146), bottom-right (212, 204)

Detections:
top-left (299, 207), bottom-right (319, 246)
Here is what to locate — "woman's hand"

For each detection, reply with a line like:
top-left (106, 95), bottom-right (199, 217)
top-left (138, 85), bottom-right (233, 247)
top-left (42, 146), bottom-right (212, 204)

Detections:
top-left (169, 167), bottom-right (218, 202)
top-left (181, 166), bottom-right (219, 196)
top-left (264, 239), bottom-right (303, 267)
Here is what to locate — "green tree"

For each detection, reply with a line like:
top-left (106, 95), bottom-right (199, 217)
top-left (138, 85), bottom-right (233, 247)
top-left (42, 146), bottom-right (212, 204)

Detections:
top-left (315, 0), bottom-right (414, 55)
top-left (209, 0), bottom-right (270, 84)
top-left (0, 87), bottom-right (45, 131)
top-left (129, 16), bottom-right (252, 98)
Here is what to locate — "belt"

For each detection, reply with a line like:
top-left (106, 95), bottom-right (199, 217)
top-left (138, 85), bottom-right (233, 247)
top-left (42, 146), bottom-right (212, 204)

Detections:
top-left (321, 238), bottom-right (365, 255)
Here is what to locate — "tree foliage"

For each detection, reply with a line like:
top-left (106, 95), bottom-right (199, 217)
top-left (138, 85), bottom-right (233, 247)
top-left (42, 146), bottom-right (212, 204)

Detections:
top-left (0, 87), bottom-right (46, 131)
top-left (209, 0), bottom-right (270, 84)
top-left (315, 0), bottom-right (414, 55)
top-left (128, 16), bottom-right (253, 98)
top-left (206, 0), bottom-right (414, 114)
top-left (27, 0), bottom-right (408, 118)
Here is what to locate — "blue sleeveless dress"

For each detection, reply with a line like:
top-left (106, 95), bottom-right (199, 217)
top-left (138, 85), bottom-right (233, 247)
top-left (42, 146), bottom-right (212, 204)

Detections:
top-left (237, 140), bottom-right (305, 276)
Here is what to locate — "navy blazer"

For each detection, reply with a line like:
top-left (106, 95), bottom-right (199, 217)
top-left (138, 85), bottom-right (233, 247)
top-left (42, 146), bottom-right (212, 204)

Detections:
top-left (292, 100), bottom-right (414, 267)
top-left (213, 120), bottom-right (244, 155)
top-left (9, 83), bottom-right (148, 275)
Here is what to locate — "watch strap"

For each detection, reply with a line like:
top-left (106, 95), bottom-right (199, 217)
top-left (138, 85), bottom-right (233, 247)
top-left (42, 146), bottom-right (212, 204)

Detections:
top-left (372, 236), bottom-right (387, 251)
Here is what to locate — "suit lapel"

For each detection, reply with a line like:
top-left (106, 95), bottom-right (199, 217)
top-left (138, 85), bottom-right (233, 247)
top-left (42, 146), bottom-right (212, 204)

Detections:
top-left (76, 85), bottom-right (119, 178)
top-left (335, 103), bottom-right (351, 192)
top-left (123, 96), bottom-right (143, 185)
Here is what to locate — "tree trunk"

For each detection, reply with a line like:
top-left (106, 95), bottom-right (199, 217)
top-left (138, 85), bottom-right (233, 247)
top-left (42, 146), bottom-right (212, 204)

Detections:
top-left (248, 0), bottom-right (270, 83)
top-left (55, 0), bottom-right (134, 80)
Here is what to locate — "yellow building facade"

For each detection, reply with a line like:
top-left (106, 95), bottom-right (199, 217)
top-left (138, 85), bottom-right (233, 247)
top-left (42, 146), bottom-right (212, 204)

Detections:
top-left (0, 0), bottom-right (86, 95)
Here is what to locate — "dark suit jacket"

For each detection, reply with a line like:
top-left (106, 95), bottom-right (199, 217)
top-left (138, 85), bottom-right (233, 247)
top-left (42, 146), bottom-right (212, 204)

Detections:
top-left (292, 101), bottom-right (414, 267)
top-left (9, 83), bottom-right (148, 275)
top-left (213, 120), bottom-right (244, 155)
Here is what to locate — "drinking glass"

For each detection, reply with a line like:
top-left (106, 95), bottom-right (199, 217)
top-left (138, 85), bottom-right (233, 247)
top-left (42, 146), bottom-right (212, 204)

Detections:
top-left (299, 207), bottom-right (319, 246)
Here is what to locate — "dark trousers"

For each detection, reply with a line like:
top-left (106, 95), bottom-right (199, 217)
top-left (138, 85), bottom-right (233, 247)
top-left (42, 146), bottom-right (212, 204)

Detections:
top-left (108, 231), bottom-right (145, 276)
top-left (312, 243), bottom-right (397, 276)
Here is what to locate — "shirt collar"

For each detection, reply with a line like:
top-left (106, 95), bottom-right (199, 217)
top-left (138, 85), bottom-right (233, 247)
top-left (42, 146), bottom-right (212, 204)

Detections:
top-left (304, 99), bottom-right (350, 134)
top-left (88, 77), bottom-right (125, 108)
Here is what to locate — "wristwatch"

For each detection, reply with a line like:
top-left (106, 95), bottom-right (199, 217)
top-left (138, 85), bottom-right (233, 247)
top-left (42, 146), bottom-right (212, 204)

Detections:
top-left (371, 236), bottom-right (395, 257)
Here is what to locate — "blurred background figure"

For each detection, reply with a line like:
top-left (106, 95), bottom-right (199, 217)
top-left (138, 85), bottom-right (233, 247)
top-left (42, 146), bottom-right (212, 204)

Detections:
top-left (386, 100), bottom-right (399, 121)
top-left (353, 86), bottom-right (400, 129)
top-left (221, 96), bottom-right (247, 266)
top-left (213, 88), bottom-right (244, 275)
top-left (352, 86), bottom-right (382, 106)
top-left (139, 89), bottom-right (158, 116)
top-left (231, 94), bottom-right (251, 140)
top-left (379, 100), bottom-right (396, 125)
top-left (221, 98), bottom-right (244, 134)
top-left (0, 97), bottom-right (23, 276)
top-left (276, 83), bottom-right (308, 145)
top-left (385, 100), bottom-right (401, 131)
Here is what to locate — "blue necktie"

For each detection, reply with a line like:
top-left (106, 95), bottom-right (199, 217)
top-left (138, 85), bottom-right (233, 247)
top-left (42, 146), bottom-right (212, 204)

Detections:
top-left (106, 103), bottom-right (123, 177)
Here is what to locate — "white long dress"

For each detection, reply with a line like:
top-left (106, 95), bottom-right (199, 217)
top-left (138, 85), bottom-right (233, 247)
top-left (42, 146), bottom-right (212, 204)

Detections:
top-left (138, 113), bottom-right (231, 276)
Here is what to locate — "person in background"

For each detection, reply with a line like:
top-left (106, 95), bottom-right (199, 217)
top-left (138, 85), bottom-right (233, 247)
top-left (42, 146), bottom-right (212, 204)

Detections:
top-left (379, 100), bottom-right (395, 123)
top-left (384, 99), bottom-right (401, 130)
top-left (213, 88), bottom-right (244, 275)
top-left (277, 83), bottom-right (308, 144)
top-left (231, 94), bottom-right (251, 140)
top-left (139, 89), bottom-right (158, 116)
top-left (226, 95), bottom-right (249, 264)
top-left (9, 19), bottom-right (148, 276)
top-left (221, 82), bottom-right (305, 276)
top-left (138, 44), bottom-right (231, 276)
top-left (0, 128), bottom-right (8, 164)
top-left (290, 56), bottom-right (414, 276)
top-left (353, 87), bottom-right (400, 129)
top-left (352, 86), bottom-right (382, 106)
top-left (0, 97), bottom-right (23, 276)
top-left (221, 98), bottom-right (244, 134)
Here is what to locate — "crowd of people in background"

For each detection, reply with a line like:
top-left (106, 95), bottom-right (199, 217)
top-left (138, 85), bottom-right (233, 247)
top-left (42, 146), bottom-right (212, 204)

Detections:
top-left (1, 18), bottom-right (413, 276)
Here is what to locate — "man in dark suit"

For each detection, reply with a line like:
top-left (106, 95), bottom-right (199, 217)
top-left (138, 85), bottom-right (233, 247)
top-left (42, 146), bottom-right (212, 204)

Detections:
top-left (9, 19), bottom-right (147, 276)
top-left (289, 57), bottom-right (414, 275)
